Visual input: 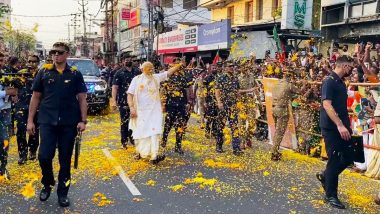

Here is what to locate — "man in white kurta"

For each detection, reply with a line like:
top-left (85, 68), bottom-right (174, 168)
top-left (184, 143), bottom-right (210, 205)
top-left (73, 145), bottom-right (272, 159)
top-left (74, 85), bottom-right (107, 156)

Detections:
top-left (127, 61), bottom-right (182, 164)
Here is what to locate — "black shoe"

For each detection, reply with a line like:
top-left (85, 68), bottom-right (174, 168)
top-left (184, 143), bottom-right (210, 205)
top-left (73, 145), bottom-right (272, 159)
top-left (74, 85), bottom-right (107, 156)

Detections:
top-left (271, 153), bottom-right (282, 161)
top-left (161, 140), bottom-right (167, 148)
top-left (39, 186), bottom-right (52, 202)
top-left (233, 150), bottom-right (244, 156)
top-left (0, 166), bottom-right (4, 176)
top-left (121, 143), bottom-right (128, 150)
top-left (151, 155), bottom-right (166, 165)
top-left (129, 139), bottom-right (135, 146)
top-left (216, 147), bottom-right (225, 153)
top-left (134, 154), bottom-right (141, 160)
top-left (316, 172), bottom-right (326, 192)
top-left (58, 195), bottom-right (70, 207)
top-left (18, 157), bottom-right (27, 165)
top-left (0, 168), bottom-right (10, 180)
top-left (174, 147), bottom-right (184, 155)
top-left (29, 152), bottom-right (37, 161)
top-left (324, 197), bottom-right (346, 209)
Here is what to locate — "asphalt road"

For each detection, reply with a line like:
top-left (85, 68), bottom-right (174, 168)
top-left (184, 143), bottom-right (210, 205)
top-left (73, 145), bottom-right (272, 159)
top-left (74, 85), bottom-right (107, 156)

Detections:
top-left (0, 113), bottom-right (379, 214)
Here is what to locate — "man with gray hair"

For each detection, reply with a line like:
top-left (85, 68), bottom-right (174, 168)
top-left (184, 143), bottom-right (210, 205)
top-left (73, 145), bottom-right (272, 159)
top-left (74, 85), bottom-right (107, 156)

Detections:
top-left (127, 60), bottom-right (183, 164)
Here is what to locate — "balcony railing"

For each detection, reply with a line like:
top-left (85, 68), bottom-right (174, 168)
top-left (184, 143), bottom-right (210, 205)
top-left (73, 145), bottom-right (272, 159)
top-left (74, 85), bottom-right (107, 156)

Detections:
top-left (199, 0), bottom-right (237, 9)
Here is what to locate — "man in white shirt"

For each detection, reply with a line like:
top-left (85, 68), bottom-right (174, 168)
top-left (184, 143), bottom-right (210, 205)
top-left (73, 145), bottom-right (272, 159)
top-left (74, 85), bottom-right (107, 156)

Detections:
top-left (127, 61), bottom-right (183, 164)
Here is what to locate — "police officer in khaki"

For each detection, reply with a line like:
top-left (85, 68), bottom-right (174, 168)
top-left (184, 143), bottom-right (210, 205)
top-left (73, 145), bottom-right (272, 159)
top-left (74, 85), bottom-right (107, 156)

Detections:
top-left (271, 71), bottom-right (306, 161)
top-left (237, 63), bottom-right (258, 149)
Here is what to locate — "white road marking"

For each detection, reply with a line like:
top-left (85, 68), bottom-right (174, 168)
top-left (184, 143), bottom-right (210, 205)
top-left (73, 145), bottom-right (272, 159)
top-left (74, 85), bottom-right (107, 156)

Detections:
top-left (102, 148), bottom-right (142, 196)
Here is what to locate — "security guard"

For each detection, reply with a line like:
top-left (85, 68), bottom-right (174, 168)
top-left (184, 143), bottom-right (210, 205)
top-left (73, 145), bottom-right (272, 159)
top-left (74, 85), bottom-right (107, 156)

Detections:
top-left (237, 64), bottom-right (258, 149)
top-left (112, 57), bottom-right (140, 149)
top-left (161, 61), bottom-right (193, 155)
top-left (271, 71), bottom-right (305, 161)
top-left (27, 42), bottom-right (87, 207)
top-left (204, 64), bottom-right (218, 139)
top-left (296, 83), bottom-right (320, 154)
top-left (215, 61), bottom-right (246, 155)
top-left (317, 55), bottom-right (354, 209)
top-left (15, 55), bottom-right (40, 165)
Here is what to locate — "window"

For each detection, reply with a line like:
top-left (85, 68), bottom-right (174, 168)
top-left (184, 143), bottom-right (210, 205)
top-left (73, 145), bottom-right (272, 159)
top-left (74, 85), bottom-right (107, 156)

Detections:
top-left (161, 0), bottom-right (173, 8)
top-left (183, 0), bottom-right (197, 9)
top-left (256, 0), bottom-right (263, 20)
top-left (273, 0), bottom-right (280, 10)
top-left (245, 1), bottom-right (253, 22)
top-left (321, 4), bottom-right (344, 25)
top-left (349, 1), bottom-right (378, 18)
top-left (227, 6), bottom-right (234, 25)
top-left (350, 4), bottom-right (362, 18)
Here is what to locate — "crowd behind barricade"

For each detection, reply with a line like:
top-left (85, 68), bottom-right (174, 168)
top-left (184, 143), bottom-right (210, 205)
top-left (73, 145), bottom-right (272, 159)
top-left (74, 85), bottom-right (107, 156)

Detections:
top-left (174, 42), bottom-right (380, 179)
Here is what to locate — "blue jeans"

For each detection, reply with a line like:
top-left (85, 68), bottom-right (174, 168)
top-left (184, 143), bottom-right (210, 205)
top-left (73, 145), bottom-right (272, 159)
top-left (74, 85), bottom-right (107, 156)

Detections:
top-left (0, 109), bottom-right (11, 168)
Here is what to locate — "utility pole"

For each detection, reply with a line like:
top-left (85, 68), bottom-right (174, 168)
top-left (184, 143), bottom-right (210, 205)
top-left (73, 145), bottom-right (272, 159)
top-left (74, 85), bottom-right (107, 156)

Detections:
top-left (88, 14), bottom-right (94, 35)
top-left (67, 23), bottom-right (71, 42)
top-left (110, 0), bottom-right (115, 63)
top-left (147, 1), bottom-right (153, 61)
top-left (70, 13), bottom-right (80, 41)
top-left (104, 0), bottom-right (110, 64)
top-left (78, 0), bottom-right (89, 57)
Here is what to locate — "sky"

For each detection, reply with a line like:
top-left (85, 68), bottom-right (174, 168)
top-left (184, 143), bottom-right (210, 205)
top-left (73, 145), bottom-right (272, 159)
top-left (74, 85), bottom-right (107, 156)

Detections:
top-left (11, 0), bottom-right (103, 48)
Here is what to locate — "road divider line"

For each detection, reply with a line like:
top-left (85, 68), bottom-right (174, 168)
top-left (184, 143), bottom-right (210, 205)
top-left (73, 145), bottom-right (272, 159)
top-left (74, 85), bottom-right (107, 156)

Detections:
top-left (102, 148), bottom-right (142, 196)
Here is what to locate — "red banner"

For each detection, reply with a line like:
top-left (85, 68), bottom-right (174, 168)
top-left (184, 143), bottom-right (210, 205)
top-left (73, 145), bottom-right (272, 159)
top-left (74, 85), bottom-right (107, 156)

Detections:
top-left (121, 8), bottom-right (130, 20)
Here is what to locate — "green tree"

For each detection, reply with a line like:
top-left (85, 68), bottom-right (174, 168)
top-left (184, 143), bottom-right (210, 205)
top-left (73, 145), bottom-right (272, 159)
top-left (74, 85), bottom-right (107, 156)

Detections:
top-left (0, 3), bottom-right (11, 18)
top-left (3, 21), bottom-right (37, 58)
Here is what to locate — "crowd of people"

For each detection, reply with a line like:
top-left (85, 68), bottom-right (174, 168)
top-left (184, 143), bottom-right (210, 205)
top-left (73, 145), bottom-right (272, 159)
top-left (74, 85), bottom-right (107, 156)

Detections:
top-left (1, 40), bottom-right (380, 208)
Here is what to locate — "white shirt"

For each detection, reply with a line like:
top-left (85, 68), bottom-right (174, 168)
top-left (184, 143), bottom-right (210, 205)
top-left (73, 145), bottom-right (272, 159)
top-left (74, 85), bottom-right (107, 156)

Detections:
top-left (0, 85), bottom-right (11, 110)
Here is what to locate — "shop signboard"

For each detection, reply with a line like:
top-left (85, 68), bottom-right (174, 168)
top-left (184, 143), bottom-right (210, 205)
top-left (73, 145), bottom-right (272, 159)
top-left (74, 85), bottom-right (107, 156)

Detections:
top-left (121, 8), bottom-right (131, 20)
top-left (129, 8), bottom-right (140, 28)
top-left (198, 19), bottom-right (231, 51)
top-left (157, 26), bottom-right (198, 54)
top-left (281, 0), bottom-right (313, 30)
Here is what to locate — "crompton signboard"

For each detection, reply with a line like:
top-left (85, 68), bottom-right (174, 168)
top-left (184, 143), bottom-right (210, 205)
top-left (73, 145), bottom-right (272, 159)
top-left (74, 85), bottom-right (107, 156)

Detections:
top-left (198, 19), bottom-right (231, 51)
top-left (158, 26), bottom-right (198, 54)
top-left (281, 0), bottom-right (313, 30)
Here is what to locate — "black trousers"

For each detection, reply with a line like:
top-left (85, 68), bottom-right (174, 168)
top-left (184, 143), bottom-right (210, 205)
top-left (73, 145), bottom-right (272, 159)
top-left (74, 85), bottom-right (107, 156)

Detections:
top-left (205, 104), bottom-right (218, 137)
top-left (321, 128), bottom-right (351, 198)
top-left (162, 107), bottom-right (187, 148)
top-left (16, 109), bottom-right (39, 159)
top-left (39, 124), bottom-right (77, 197)
top-left (119, 106), bottom-right (133, 146)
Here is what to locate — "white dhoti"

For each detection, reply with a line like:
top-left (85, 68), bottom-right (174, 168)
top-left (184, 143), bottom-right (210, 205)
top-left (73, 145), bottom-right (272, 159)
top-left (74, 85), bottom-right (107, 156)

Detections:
top-left (128, 72), bottom-right (168, 160)
top-left (135, 135), bottom-right (160, 160)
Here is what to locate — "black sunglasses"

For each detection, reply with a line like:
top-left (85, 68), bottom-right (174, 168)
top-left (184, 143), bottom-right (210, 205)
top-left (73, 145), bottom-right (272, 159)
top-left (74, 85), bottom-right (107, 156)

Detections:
top-left (28, 60), bottom-right (38, 63)
top-left (49, 50), bottom-right (66, 55)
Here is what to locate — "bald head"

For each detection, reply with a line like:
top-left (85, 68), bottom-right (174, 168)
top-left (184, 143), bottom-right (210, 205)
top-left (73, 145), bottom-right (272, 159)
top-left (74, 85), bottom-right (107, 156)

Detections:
top-left (141, 61), bottom-right (154, 75)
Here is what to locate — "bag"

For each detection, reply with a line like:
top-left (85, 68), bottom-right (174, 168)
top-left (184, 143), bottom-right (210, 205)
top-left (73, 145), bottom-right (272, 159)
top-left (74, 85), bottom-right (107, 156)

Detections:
top-left (339, 136), bottom-right (365, 165)
top-left (351, 136), bottom-right (365, 163)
